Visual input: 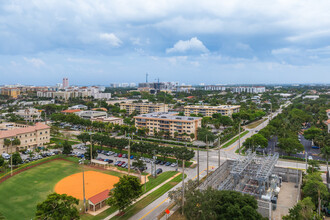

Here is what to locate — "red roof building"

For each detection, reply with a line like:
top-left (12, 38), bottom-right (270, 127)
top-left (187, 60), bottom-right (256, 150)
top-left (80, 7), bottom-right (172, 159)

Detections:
top-left (88, 189), bottom-right (110, 212)
top-left (61, 109), bottom-right (81, 114)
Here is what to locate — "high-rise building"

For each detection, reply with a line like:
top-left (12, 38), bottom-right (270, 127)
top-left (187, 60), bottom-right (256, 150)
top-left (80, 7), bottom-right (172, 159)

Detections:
top-left (62, 78), bottom-right (69, 89)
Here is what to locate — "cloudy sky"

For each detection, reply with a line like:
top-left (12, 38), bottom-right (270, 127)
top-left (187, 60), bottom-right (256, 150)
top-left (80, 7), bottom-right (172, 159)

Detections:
top-left (1, 0), bottom-right (330, 85)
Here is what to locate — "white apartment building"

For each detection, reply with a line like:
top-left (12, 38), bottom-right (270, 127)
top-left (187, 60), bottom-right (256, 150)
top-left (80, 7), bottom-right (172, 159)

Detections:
top-left (120, 103), bottom-right (168, 115)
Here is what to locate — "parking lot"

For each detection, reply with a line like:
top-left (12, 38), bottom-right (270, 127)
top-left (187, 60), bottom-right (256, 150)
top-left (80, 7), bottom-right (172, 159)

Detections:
top-left (72, 144), bottom-right (180, 174)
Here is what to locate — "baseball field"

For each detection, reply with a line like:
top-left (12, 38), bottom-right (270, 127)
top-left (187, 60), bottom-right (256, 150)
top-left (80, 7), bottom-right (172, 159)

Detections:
top-left (0, 159), bottom-right (123, 220)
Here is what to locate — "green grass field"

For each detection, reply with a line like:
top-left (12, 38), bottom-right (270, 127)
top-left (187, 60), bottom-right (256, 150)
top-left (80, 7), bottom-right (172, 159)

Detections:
top-left (221, 130), bottom-right (249, 148)
top-left (0, 159), bottom-right (124, 220)
top-left (0, 157), bottom-right (178, 220)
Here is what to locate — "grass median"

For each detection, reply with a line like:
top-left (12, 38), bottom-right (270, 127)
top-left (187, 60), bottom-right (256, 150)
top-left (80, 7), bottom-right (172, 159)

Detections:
top-left (221, 130), bottom-right (249, 149)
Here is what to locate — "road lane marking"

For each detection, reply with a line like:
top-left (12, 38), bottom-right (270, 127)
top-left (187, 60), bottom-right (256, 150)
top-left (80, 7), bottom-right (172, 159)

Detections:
top-left (139, 168), bottom-right (209, 220)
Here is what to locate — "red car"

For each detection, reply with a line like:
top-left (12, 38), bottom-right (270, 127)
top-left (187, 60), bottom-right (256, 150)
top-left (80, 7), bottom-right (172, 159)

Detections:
top-left (118, 161), bottom-right (124, 166)
top-left (118, 153), bottom-right (123, 158)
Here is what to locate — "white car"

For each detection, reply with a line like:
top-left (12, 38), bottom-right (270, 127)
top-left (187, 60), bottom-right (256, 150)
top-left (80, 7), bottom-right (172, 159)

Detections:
top-left (308, 156), bottom-right (313, 160)
top-left (171, 163), bottom-right (178, 167)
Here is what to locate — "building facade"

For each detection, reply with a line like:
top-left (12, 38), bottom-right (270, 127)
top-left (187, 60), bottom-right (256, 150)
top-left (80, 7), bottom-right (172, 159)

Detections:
top-left (0, 123), bottom-right (50, 153)
top-left (184, 105), bottom-right (240, 117)
top-left (13, 108), bottom-right (42, 122)
top-left (90, 117), bottom-right (123, 125)
top-left (134, 112), bottom-right (202, 141)
top-left (120, 103), bottom-right (168, 115)
top-left (0, 88), bottom-right (21, 98)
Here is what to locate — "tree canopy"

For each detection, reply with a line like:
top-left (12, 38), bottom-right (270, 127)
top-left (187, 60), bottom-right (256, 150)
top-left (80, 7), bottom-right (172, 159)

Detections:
top-left (107, 175), bottom-right (142, 212)
top-left (35, 193), bottom-right (79, 220)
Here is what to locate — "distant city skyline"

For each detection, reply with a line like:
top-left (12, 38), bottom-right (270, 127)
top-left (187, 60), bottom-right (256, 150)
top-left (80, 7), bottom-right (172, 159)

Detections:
top-left (1, 1), bottom-right (330, 85)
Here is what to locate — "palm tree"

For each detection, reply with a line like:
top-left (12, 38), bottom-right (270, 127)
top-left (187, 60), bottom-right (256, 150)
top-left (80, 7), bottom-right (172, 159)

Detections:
top-left (320, 145), bottom-right (330, 174)
top-left (4, 139), bottom-right (11, 154)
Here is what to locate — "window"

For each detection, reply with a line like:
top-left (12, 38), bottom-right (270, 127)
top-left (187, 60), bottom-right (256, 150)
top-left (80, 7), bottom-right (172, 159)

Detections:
top-left (40, 132), bottom-right (43, 135)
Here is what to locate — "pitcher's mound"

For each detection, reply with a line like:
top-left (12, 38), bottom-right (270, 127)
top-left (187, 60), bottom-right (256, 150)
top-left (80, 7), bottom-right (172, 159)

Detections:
top-left (55, 171), bottom-right (119, 200)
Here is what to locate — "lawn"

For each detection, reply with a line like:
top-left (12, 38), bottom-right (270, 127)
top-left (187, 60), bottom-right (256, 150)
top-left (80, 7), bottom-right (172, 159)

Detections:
top-left (221, 130), bottom-right (249, 148)
top-left (245, 118), bottom-right (267, 129)
top-left (0, 159), bottom-right (124, 220)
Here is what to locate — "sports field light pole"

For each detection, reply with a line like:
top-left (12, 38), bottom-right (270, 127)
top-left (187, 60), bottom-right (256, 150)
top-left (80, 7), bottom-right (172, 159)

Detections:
top-left (10, 138), bottom-right (14, 176)
top-left (89, 132), bottom-right (93, 164)
top-left (79, 157), bottom-right (87, 213)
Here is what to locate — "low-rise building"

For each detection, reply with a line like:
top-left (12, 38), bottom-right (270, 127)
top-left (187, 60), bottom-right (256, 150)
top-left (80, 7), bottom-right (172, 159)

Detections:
top-left (120, 103), bottom-right (168, 115)
top-left (13, 108), bottom-right (42, 122)
top-left (75, 111), bottom-right (107, 119)
top-left (69, 105), bottom-right (88, 110)
top-left (326, 109), bottom-right (330, 119)
top-left (303, 95), bottom-right (319, 100)
top-left (325, 119), bottom-right (330, 133)
top-left (184, 105), bottom-right (240, 117)
top-left (134, 112), bottom-right (202, 141)
top-left (0, 122), bottom-right (50, 153)
top-left (90, 117), bottom-right (123, 125)
top-left (61, 109), bottom-right (82, 115)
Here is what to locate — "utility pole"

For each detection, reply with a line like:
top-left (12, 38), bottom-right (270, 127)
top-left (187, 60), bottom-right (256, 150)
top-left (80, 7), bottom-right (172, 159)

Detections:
top-left (238, 120), bottom-right (241, 154)
top-left (218, 138), bottom-right (221, 167)
top-left (206, 135), bottom-right (209, 177)
top-left (181, 159), bottom-right (185, 215)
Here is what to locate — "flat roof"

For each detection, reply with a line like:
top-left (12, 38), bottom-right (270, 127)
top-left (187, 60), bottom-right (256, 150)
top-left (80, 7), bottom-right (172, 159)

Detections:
top-left (135, 112), bottom-right (201, 121)
top-left (184, 105), bottom-right (240, 109)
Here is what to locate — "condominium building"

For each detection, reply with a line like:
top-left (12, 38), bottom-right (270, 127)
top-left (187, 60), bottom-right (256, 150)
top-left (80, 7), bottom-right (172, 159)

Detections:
top-left (134, 112), bottom-right (202, 141)
top-left (0, 123), bottom-right (50, 153)
top-left (0, 87), bottom-right (20, 98)
top-left (184, 105), bottom-right (240, 117)
top-left (120, 103), bottom-right (168, 115)
top-left (75, 111), bottom-right (107, 119)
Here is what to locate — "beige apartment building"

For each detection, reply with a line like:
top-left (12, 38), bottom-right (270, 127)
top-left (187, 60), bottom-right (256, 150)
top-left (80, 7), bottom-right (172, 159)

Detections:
top-left (120, 103), bottom-right (168, 115)
top-left (184, 105), bottom-right (240, 117)
top-left (0, 123), bottom-right (50, 153)
top-left (134, 112), bottom-right (201, 141)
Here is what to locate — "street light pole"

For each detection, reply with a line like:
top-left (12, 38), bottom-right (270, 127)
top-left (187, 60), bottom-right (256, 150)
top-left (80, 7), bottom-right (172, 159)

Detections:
top-left (128, 133), bottom-right (131, 175)
top-left (206, 135), bottom-right (209, 177)
top-left (197, 144), bottom-right (200, 185)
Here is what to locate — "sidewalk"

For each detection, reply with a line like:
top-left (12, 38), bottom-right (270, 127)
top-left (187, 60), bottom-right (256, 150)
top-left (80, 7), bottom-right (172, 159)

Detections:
top-left (103, 172), bottom-right (181, 220)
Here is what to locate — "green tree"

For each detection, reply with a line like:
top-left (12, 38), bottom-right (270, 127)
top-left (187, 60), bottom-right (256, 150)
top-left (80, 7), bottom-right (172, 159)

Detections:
top-left (107, 175), bottom-right (142, 213)
top-left (184, 188), bottom-right (265, 220)
top-left (278, 137), bottom-right (304, 156)
top-left (35, 193), bottom-right (79, 220)
top-left (320, 145), bottom-right (330, 174)
top-left (0, 156), bottom-right (4, 167)
top-left (11, 152), bottom-right (22, 165)
top-left (197, 127), bottom-right (216, 143)
top-left (303, 127), bottom-right (322, 142)
top-left (283, 197), bottom-right (317, 220)
top-left (302, 172), bottom-right (329, 206)
top-left (77, 133), bottom-right (90, 145)
top-left (62, 141), bottom-right (73, 155)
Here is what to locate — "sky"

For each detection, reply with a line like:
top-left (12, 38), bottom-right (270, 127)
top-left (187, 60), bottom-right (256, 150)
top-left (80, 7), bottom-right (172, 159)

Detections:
top-left (1, 0), bottom-right (330, 86)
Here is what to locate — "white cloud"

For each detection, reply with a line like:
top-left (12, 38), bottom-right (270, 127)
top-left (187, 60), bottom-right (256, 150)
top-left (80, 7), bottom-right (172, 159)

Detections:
top-left (23, 57), bottom-right (45, 67)
top-left (166, 37), bottom-right (208, 53)
top-left (236, 43), bottom-right (251, 50)
top-left (100, 33), bottom-right (122, 47)
top-left (271, 48), bottom-right (300, 55)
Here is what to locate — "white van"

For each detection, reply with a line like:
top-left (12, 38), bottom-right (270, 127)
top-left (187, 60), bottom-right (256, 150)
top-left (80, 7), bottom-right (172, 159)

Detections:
top-left (1, 153), bottom-right (10, 160)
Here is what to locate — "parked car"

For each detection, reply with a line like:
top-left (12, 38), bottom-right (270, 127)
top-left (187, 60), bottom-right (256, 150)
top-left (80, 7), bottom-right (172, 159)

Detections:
top-left (122, 154), bottom-right (128, 158)
top-left (171, 163), bottom-right (177, 167)
top-left (121, 162), bottom-right (127, 168)
top-left (156, 168), bottom-right (163, 175)
top-left (308, 156), bottom-right (313, 160)
top-left (114, 161), bottom-right (121, 166)
top-left (155, 160), bottom-right (161, 164)
top-left (1, 153), bottom-right (10, 160)
top-left (118, 161), bottom-right (125, 166)
top-left (130, 155), bottom-right (134, 159)
top-left (118, 153), bottom-right (123, 158)
top-left (107, 159), bottom-right (114, 164)
top-left (114, 153), bottom-right (118, 157)
top-left (160, 161), bottom-right (166, 165)
top-left (165, 162), bottom-right (172, 166)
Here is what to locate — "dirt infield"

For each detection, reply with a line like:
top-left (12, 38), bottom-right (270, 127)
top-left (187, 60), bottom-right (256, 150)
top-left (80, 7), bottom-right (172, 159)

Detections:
top-left (55, 171), bottom-right (119, 200)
